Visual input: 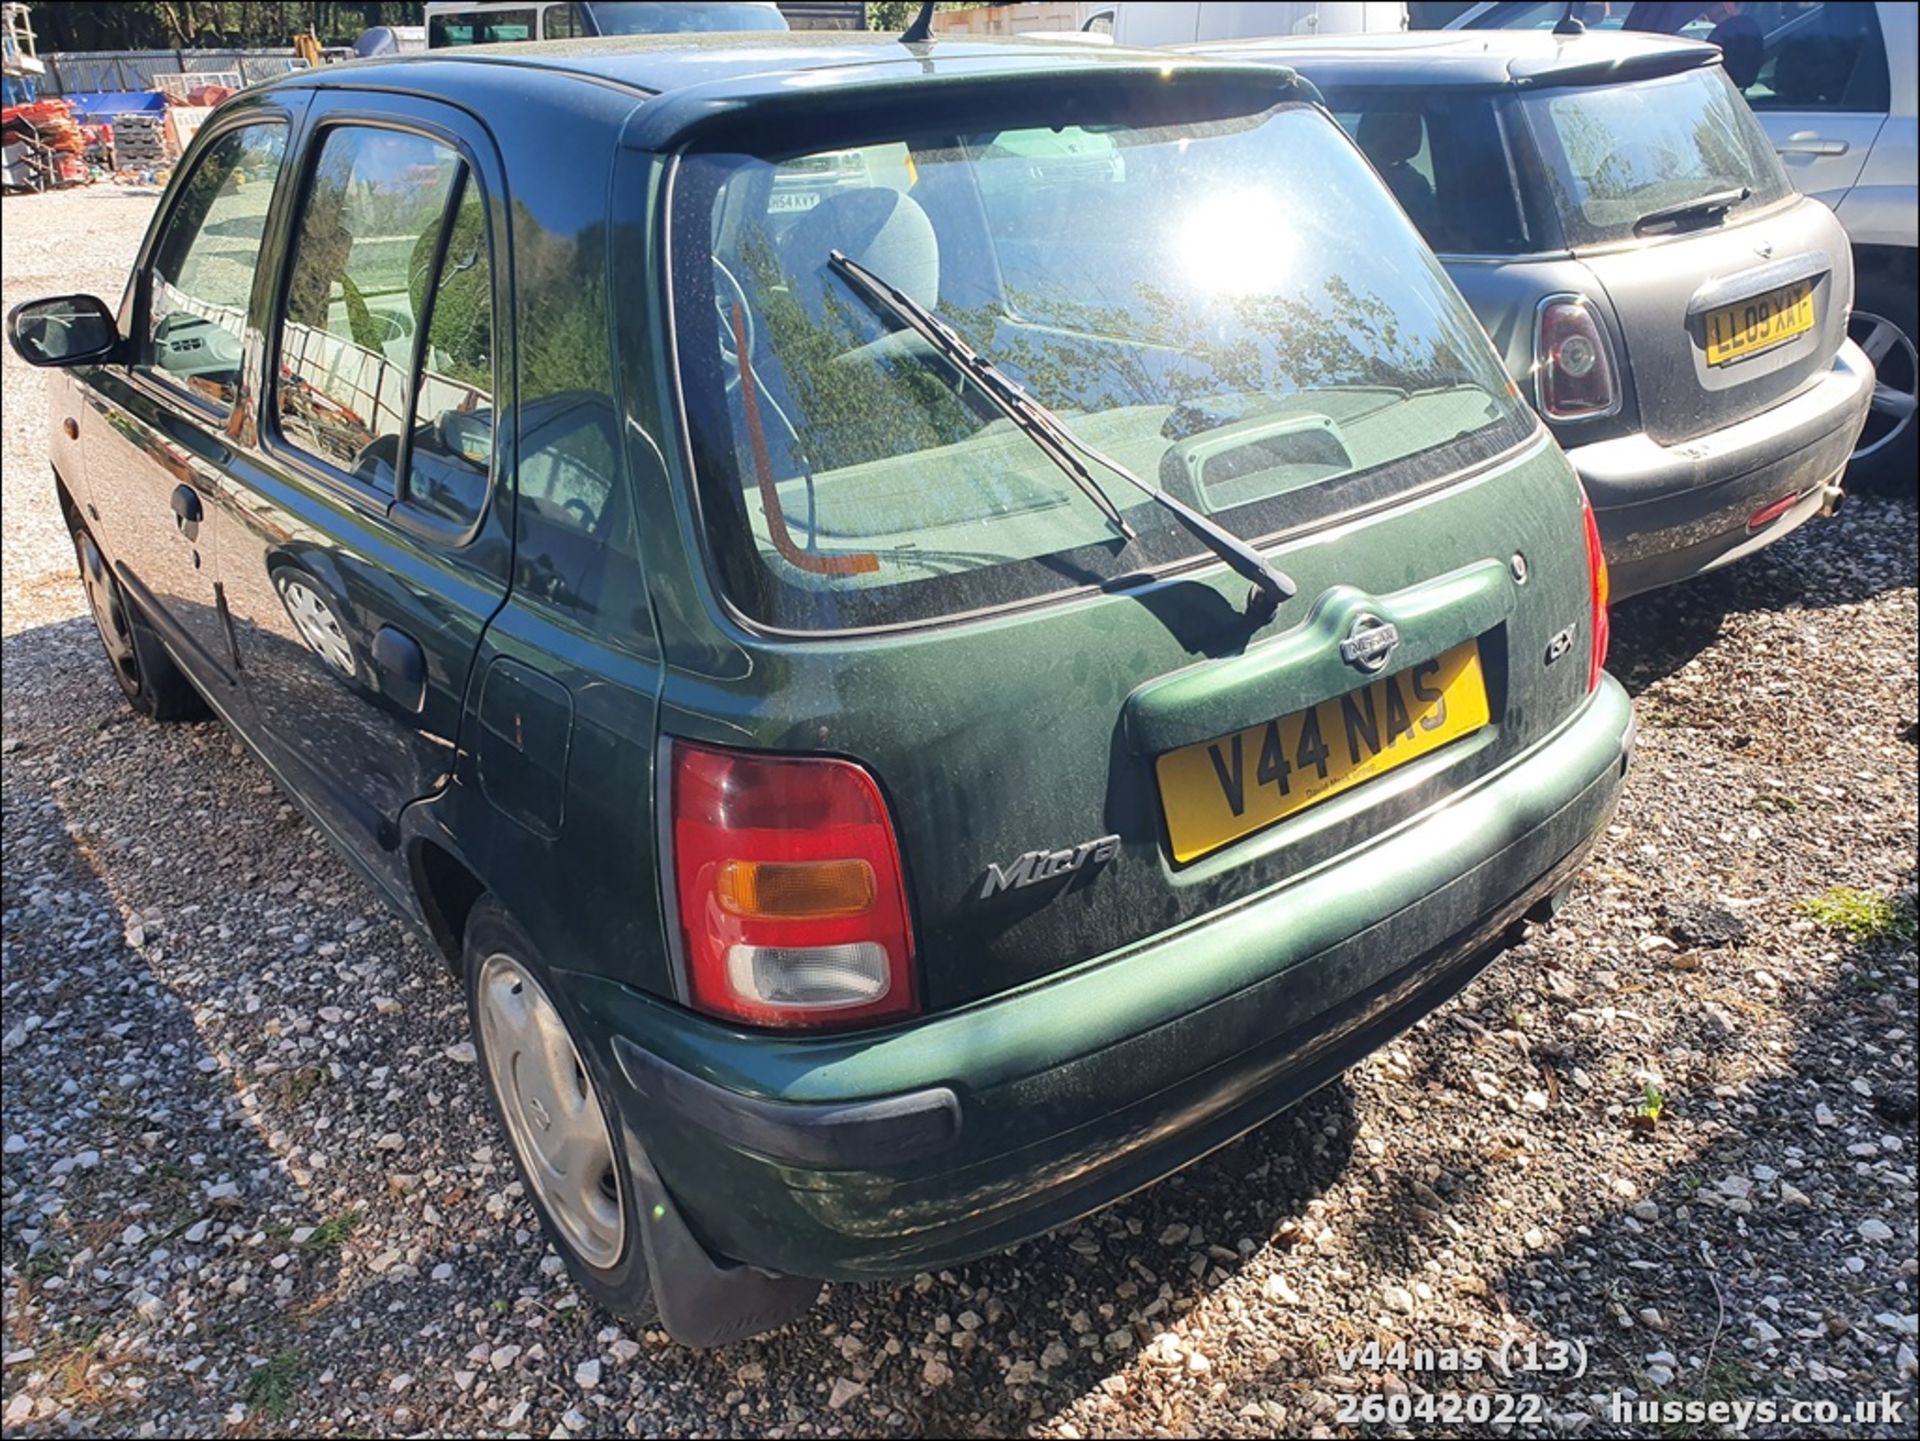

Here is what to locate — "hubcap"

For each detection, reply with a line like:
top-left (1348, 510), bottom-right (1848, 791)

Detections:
top-left (277, 574), bottom-right (356, 676)
top-left (1849, 309), bottom-right (1918, 461)
top-left (75, 532), bottom-right (140, 693)
top-left (476, 954), bottom-right (625, 1270)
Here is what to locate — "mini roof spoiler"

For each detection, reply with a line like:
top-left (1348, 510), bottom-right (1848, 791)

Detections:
top-left (620, 58), bottom-right (1321, 153)
top-left (1508, 40), bottom-right (1718, 88)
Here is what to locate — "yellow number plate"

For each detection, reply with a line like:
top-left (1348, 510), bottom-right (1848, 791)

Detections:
top-left (1155, 641), bottom-right (1490, 864)
top-left (1704, 281), bottom-right (1814, 367)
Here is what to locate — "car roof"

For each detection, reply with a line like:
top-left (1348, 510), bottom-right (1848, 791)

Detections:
top-left (262, 30), bottom-right (1310, 147)
top-left (1182, 27), bottom-right (1721, 90)
top-left (274, 29), bottom-right (1269, 99)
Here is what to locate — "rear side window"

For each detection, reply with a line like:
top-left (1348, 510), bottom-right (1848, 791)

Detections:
top-left (275, 124), bottom-right (494, 525)
top-left (141, 122), bottom-right (287, 409)
top-left (1661, 2), bottom-right (1890, 113)
top-left (1513, 67), bottom-right (1793, 249)
top-left (1325, 91), bottom-right (1528, 254)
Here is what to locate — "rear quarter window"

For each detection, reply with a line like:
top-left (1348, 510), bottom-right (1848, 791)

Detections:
top-left (1324, 90), bottom-right (1529, 254)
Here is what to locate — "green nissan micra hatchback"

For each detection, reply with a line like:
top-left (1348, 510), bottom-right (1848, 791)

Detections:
top-left (9, 31), bottom-right (1634, 1343)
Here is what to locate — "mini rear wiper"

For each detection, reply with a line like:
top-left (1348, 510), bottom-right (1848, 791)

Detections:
top-left (827, 250), bottom-right (1297, 622)
top-left (1632, 186), bottom-right (1750, 235)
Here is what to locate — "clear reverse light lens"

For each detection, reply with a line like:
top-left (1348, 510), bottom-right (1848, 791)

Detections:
top-left (726, 942), bottom-right (892, 1010)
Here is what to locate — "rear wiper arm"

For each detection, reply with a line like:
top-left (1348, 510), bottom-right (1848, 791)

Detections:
top-left (1633, 186), bottom-right (1749, 235)
top-left (827, 250), bottom-right (1296, 621)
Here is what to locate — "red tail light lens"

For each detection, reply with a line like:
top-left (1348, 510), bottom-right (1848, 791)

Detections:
top-left (1579, 485), bottom-right (1611, 691)
top-left (669, 740), bottom-right (917, 1030)
top-left (1535, 296), bottom-right (1620, 421)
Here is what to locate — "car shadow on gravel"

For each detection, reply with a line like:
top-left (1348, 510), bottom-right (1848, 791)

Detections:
top-left (1607, 493), bottom-right (1918, 700)
top-left (574, 1085), bottom-right (1364, 1438)
top-left (4, 612), bottom-right (1371, 1437)
top-left (2, 619), bottom-right (357, 1433)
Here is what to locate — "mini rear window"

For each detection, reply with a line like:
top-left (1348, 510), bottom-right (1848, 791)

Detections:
top-left (669, 100), bottom-right (1534, 632)
top-left (1513, 66), bottom-right (1793, 249)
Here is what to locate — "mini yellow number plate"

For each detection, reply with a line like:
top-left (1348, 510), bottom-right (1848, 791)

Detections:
top-left (1704, 281), bottom-right (1814, 367)
top-left (1155, 641), bottom-right (1490, 864)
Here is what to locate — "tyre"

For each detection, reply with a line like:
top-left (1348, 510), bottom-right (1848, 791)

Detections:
top-left (71, 522), bottom-right (208, 722)
top-left (1847, 261), bottom-right (1918, 496)
top-left (464, 897), bottom-right (659, 1326)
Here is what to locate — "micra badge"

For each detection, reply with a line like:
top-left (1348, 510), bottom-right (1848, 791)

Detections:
top-left (979, 835), bottom-right (1121, 900)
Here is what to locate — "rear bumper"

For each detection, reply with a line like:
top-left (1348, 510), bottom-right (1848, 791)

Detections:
top-left (564, 678), bottom-right (1635, 1282)
top-left (1565, 340), bottom-right (1872, 600)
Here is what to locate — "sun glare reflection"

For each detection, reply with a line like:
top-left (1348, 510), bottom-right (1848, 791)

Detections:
top-left (1175, 189), bottom-right (1293, 297)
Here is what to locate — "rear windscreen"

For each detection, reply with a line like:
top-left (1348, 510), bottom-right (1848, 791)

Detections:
top-left (1513, 67), bottom-right (1792, 249)
top-left (669, 101), bottom-right (1533, 632)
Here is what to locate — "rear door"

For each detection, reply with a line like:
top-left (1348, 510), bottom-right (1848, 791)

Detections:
top-left (82, 107), bottom-right (296, 715)
top-left (220, 93), bottom-right (512, 902)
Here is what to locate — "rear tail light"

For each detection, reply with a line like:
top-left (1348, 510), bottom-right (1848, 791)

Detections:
top-left (1535, 295), bottom-right (1620, 421)
top-left (669, 740), bottom-right (917, 1030)
top-left (1579, 484), bottom-right (1611, 692)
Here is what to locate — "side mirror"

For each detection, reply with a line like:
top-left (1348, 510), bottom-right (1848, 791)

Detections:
top-left (7, 294), bottom-right (120, 368)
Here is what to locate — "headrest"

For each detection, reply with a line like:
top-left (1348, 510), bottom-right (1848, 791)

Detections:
top-left (1356, 110), bottom-right (1424, 168)
top-left (779, 185), bottom-right (939, 312)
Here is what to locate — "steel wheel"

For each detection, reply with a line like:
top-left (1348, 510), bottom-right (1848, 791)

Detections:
top-left (1850, 308), bottom-right (1918, 463)
top-left (475, 953), bottom-right (626, 1270)
top-left (275, 571), bottom-right (357, 677)
top-left (74, 528), bottom-right (142, 697)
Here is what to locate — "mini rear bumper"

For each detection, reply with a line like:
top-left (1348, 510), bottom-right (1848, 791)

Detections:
top-left (560, 677), bottom-right (1635, 1284)
top-left (1565, 340), bottom-right (1872, 600)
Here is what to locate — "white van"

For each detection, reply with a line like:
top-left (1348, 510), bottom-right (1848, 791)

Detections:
top-left (424, 1), bottom-right (787, 47)
top-left (1083, 2), bottom-right (1407, 46)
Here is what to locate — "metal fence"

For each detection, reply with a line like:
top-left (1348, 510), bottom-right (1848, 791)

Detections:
top-left (36, 49), bottom-right (310, 96)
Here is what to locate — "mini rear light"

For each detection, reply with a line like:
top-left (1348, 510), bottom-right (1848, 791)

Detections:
top-left (1579, 485), bottom-right (1611, 692)
top-left (1535, 296), bottom-right (1620, 421)
top-left (669, 740), bottom-right (917, 1030)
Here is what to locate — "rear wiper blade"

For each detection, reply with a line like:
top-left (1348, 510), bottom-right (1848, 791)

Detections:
top-left (826, 251), bottom-right (1134, 542)
top-left (1632, 185), bottom-right (1749, 235)
top-left (827, 250), bottom-right (1297, 621)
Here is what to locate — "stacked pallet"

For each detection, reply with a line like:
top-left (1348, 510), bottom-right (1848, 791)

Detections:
top-left (111, 111), bottom-right (168, 170)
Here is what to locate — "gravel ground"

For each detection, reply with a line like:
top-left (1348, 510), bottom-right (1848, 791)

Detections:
top-left (3, 183), bottom-right (1916, 1439)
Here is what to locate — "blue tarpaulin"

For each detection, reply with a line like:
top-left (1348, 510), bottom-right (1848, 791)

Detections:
top-left (59, 90), bottom-right (166, 121)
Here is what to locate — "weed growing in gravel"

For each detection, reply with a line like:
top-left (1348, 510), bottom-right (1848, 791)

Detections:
top-left (1638, 1082), bottom-right (1665, 1124)
top-left (301, 1209), bottom-right (362, 1252)
top-left (1797, 886), bottom-right (1917, 945)
top-left (245, 1349), bottom-right (304, 1420)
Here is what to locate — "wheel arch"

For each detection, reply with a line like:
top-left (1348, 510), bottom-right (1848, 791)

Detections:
top-left (408, 834), bottom-right (488, 973)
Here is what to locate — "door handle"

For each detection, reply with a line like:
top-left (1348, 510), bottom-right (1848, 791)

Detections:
top-left (1776, 133), bottom-right (1849, 156)
top-left (169, 484), bottom-right (203, 527)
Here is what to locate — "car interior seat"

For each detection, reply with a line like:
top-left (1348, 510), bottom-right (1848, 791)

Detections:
top-left (1355, 110), bottom-right (1439, 237)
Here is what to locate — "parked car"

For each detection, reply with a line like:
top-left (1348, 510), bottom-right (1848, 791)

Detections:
top-left (424, 0), bottom-right (787, 47)
top-left (1082, 2), bottom-right (1408, 45)
top-left (1194, 29), bottom-right (1874, 598)
top-left (1447, 0), bottom-right (1917, 493)
top-left (9, 32), bottom-right (1633, 1344)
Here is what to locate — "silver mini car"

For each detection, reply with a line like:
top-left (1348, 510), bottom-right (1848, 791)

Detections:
top-left (1197, 29), bottom-right (1874, 600)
